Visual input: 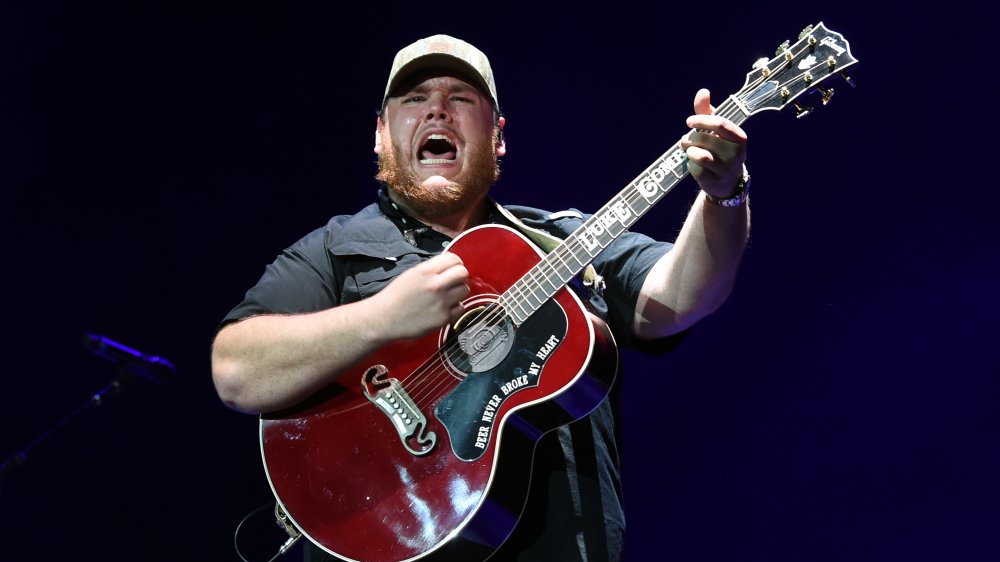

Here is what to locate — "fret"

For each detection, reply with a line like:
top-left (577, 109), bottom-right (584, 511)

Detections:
top-left (511, 276), bottom-right (535, 306)
top-left (506, 291), bottom-right (530, 321)
top-left (560, 247), bottom-right (587, 268)
top-left (505, 302), bottom-right (526, 325)
top-left (547, 250), bottom-right (575, 280)
top-left (537, 268), bottom-right (560, 294)
top-left (522, 281), bottom-right (544, 309)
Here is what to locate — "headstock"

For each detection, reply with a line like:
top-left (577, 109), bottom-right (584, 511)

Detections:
top-left (733, 22), bottom-right (859, 119)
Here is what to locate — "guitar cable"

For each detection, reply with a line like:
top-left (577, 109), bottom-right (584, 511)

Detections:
top-left (234, 501), bottom-right (304, 562)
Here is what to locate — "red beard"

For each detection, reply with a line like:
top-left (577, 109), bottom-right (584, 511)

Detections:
top-left (376, 132), bottom-right (500, 220)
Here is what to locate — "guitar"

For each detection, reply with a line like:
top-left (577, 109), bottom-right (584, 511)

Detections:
top-left (260, 22), bottom-right (858, 562)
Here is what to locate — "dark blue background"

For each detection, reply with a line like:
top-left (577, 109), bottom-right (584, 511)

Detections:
top-left (3, 2), bottom-right (996, 561)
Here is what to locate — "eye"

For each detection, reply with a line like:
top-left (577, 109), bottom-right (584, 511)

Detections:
top-left (451, 96), bottom-right (474, 104)
top-left (402, 95), bottom-right (426, 104)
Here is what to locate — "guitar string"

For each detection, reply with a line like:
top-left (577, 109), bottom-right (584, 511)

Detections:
top-left (400, 47), bottom-right (821, 408)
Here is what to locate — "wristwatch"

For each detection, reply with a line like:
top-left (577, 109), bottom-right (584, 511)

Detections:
top-left (705, 168), bottom-right (750, 207)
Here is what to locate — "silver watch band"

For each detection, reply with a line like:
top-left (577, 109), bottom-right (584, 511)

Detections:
top-left (705, 170), bottom-right (750, 207)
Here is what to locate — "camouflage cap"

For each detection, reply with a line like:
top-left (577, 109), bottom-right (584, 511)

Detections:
top-left (383, 34), bottom-right (498, 109)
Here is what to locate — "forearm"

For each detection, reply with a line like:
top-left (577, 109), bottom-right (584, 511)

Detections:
top-left (211, 299), bottom-right (389, 414)
top-left (211, 253), bottom-right (470, 414)
top-left (634, 192), bottom-right (749, 338)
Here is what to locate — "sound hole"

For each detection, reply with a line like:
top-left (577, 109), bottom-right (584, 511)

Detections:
top-left (450, 305), bottom-right (515, 373)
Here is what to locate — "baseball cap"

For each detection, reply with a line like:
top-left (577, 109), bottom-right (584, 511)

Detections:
top-left (382, 34), bottom-right (498, 109)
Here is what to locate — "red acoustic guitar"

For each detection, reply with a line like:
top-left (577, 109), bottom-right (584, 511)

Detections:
top-left (260, 22), bottom-right (857, 562)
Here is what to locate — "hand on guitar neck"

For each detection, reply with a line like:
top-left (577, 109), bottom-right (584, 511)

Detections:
top-left (682, 88), bottom-right (749, 200)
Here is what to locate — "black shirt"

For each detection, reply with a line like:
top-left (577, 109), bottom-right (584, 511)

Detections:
top-left (223, 191), bottom-right (678, 561)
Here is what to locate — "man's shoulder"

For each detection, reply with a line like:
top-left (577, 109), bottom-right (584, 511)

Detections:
top-left (322, 202), bottom-right (384, 230)
top-left (316, 202), bottom-right (430, 259)
top-left (501, 204), bottom-right (587, 238)
top-left (284, 202), bottom-right (399, 256)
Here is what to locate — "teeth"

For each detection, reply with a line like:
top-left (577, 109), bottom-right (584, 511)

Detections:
top-left (420, 133), bottom-right (457, 165)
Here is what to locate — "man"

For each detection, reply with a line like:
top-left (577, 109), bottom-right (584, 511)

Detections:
top-left (213, 34), bottom-right (748, 561)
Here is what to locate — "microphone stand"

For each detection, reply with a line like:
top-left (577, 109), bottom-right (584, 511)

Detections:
top-left (0, 335), bottom-right (175, 491)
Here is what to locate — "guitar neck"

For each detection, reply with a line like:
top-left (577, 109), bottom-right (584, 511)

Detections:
top-left (500, 21), bottom-right (860, 325)
top-left (501, 99), bottom-right (749, 325)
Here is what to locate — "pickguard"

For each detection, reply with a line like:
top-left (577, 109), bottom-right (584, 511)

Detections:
top-left (435, 299), bottom-right (568, 461)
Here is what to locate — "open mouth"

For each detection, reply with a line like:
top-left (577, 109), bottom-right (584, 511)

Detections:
top-left (419, 134), bottom-right (457, 165)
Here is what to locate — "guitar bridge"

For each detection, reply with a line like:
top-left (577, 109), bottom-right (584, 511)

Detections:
top-left (361, 365), bottom-right (437, 456)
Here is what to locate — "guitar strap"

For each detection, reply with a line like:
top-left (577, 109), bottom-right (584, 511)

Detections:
top-left (492, 202), bottom-right (606, 298)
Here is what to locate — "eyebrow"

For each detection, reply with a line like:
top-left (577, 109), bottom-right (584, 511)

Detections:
top-left (404, 81), bottom-right (479, 97)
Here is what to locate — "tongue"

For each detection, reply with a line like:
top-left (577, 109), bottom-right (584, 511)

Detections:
top-left (421, 150), bottom-right (456, 161)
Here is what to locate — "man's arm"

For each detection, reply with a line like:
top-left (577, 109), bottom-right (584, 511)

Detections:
top-left (633, 89), bottom-right (750, 339)
top-left (211, 253), bottom-right (469, 414)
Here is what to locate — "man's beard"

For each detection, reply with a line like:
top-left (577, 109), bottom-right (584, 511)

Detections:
top-left (376, 132), bottom-right (500, 219)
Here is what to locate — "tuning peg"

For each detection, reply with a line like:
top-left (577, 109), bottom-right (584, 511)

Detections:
top-left (774, 40), bottom-right (790, 57)
top-left (752, 57), bottom-right (771, 78)
top-left (793, 102), bottom-right (814, 119)
top-left (840, 70), bottom-right (856, 87)
top-left (800, 28), bottom-right (817, 52)
top-left (817, 86), bottom-right (834, 105)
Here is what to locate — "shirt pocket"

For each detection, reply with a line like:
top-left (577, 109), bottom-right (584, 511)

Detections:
top-left (341, 253), bottom-right (425, 304)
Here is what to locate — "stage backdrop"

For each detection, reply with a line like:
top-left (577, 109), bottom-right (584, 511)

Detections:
top-left (2, 2), bottom-right (995, 561)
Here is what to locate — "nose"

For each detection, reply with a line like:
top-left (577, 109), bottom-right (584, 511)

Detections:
top-left (423, 93), bottom-right (453, 122)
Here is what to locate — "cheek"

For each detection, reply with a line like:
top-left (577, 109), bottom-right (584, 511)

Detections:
top-left (389, 117), bottom-right (421, 148)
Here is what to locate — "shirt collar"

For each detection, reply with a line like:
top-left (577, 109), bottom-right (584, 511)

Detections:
top-left (327, 189), bottom-right (512, 260)
top-left (376, 188), bottom-right (452, 253)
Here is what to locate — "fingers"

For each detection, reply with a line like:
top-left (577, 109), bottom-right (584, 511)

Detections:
top-left (425, 253), bottom-right (471, 308)
top-left (415, 253), bottom-right (468, 295)
top-left (686, 88), bottom-right (747, 143)
top-left (682, 134), bottom-right (742, 177)
top-left (422, 251), bottom-right (464, 272)
top-left (685, 115), bottom-right (747, 143)
top-left (437, 263), bottom-right (469, 327)
top-left (693, 88), bottom-right (713, 115)
top-left (435, 254), bottom-right (470, 295)
top-left (376, 254), bottom-right (472, 339)
top-left (448, 301), bottom-right (466, 325)
top-left (682, 88), bottom-right (747, 189)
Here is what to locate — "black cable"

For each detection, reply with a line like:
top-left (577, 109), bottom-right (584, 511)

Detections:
top-left (233, 502), bottom-right (280, 562)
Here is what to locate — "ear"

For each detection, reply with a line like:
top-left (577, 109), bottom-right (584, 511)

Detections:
top-left (374, 116), bottom-right (385, 155)
top-left (495, 116), bottom-right (506, 157)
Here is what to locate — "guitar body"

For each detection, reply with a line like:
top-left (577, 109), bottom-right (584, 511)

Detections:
top-left (260, 224), bottom-right (619, 562)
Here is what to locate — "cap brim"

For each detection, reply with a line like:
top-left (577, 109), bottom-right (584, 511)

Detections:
top-left (383, 53), bottom-right (496, 107)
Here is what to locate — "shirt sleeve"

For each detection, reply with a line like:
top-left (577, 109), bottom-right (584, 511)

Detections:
top-left (520, 209), bottom-right (686, 353)
top-left (220, 225), bottom-right (340, 329)
top-left (589, 230), bottom-right (686, 354)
